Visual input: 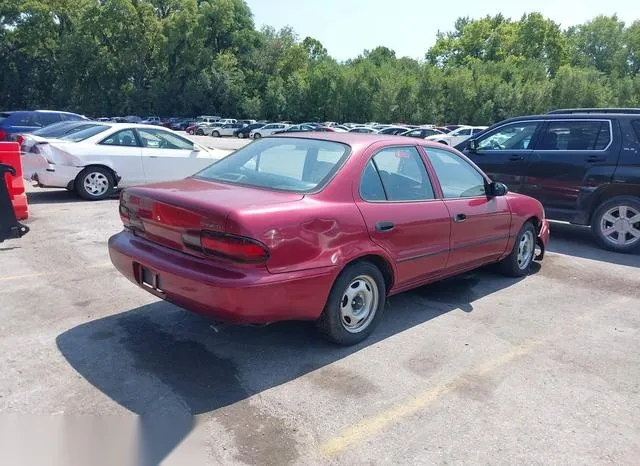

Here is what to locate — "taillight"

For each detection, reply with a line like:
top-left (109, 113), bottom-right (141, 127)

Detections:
top-left (0, 130), bottom-right (6, 141)
top-left (183, 231), bottom-right (269, 263)
top-left (16, 135), bottom-right (24, 146)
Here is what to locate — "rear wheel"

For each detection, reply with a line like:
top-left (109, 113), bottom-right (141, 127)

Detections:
top-left (498, 222), bottom-right (536, 277)
top-left (196, 128), bottom-right (204, 135)
top-left (316, 262), bottom-right (386, 345)
top-left (75, 167), bottom-right (114, 201)
top-left (591, 196), bottom-right (640, 253)
top-left (187, 129), bottom-right (195, 135)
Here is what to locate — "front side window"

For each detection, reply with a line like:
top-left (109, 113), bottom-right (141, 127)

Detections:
top-left (197, 138), bottom-right (350, 193)
top-left (100, 129), bottom-right (138, 147)
top-left (37, 113), bottom-right (62, 127)
top-left (361, 146), bottom-right (435, 201)
top-left (137, 128), bottom-right (194, 150)
top-left (476, 122), bottom-right (540, 151)
top-left (538, 120), bottom-right (611, 151)
top-left (427, 147), bottom-right (486, 198)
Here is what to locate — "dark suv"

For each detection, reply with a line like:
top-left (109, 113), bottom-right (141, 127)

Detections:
top-left (0, 110), bottom-right (87, 141)
top-left (457, 109), bottom-right (640, 253)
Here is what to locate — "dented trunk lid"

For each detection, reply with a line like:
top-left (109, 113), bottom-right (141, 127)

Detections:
top-left (120, 177), bottom-right (303, 255)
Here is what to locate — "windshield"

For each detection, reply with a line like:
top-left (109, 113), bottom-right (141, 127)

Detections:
top-left (196, 137), bottom-right (350, 193)
top-left (59, 125), bottom-right (109, 142)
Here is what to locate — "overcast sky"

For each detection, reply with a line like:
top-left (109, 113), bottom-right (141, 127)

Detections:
top-left (245, 0), bottom-right (638, 61)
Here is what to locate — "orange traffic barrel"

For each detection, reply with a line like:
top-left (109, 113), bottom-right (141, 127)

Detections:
top-left (0, 142), bottom-right (29, 220)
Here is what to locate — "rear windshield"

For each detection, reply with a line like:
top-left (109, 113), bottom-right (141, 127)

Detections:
top-left (196, 137), bottom-right (350, 192)
top-left (59, 125), bottom-right (109, 142)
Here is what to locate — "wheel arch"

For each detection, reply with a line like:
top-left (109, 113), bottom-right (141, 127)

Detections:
top-left (341, 254), bottom-right (394, 294)
top-left (76, 164), bottom-right (119, 186)
top-left (586, 184), bottom-right (640, 223)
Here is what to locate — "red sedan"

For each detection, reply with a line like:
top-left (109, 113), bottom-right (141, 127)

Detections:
top-left (109, 133), bottom-right (549, 345)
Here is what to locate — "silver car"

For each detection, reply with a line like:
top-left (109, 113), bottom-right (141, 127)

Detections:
top-left (208, 123), bottom-right (245, 137)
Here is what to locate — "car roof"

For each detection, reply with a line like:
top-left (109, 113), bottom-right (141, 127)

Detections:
top-left (270, 132), bottom-right (458, 152)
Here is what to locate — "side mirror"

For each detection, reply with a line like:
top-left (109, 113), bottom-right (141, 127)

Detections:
top-left (467, 139), bottom-right (478, 152)
top-left (488, 181), bottom-right (508, 197)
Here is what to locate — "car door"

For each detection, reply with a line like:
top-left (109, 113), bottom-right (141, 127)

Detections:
top-left (96, 128), bottom-right (145, 186)
top-left (136, 127), bottom-right (214, 183)
top-left (523, 119), bottom-right (619, 221)
top-left (424, 146), bottom-right (511, 271)
top-left (354, 145), bottom-right (451, 288)
top-left (464, 120), bottom-right (543, 194)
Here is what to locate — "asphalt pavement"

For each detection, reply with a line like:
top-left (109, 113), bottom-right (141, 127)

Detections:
top-left (1, 186), bottom-right (639, 465)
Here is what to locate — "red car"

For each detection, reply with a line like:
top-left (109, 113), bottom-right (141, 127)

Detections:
top-left (109, 134), bottom-right (550, 345)
top-left (185, 124), bottom-right (199, 135)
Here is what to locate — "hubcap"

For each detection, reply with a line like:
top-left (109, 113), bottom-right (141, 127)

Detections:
top-left (340, 275), bottom-right (378, 333)
top-left (517, 230), bottom-right (534, 270)
top-left (83, 172), bottom-right (109, 196)
top-left (600, 205), bottom-right (640, 247)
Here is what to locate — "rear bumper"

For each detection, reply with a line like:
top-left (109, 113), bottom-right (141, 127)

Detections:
top-left (536, 219), bottom-right (550, 260)
top-left (32, 163), bottom-right (81, 188)
top-left (108, 230), bottom-right (338, 324)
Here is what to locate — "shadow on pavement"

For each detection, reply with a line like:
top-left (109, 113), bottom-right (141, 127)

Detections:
top-left (56, 266), bottom-right (535, 464)
top-left (27, 189), bottom-right (119, 205)
top-left (548, 222), bottom-right (640, 268)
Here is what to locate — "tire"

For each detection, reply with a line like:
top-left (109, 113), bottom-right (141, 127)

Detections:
top-left (212, 131), bottom-right (220, 137)
top-left (591, 196), bottom-right (640, 253)
top-left (316, 261), bottom-right (386, 345)
top-left (238, 133), bottom-right (245, 139)
top-left (196, 128), bottom-right (204, 135)
top-left (253, 133), bottom-right (261, 139)
top-left (75, 166), bottom-right (114, 201)
top-left (498, 221), bottom-right (536, 277)
top-left (187, 129), bottom-right (194, 135)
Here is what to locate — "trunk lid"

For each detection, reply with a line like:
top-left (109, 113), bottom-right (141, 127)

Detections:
top-left (120, 178), bottom-right (303, 255)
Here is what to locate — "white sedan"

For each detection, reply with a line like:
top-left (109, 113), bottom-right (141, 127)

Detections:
top-left (424, 126), bottom-right (487, 146)
top-left (22, 123), bottom-right (229, 200)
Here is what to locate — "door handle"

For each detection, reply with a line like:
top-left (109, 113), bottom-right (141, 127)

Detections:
top-left (375, 221), bottom-right (395, 232)
top-left (508, 155), bottom-right (524, 161)
top-left (149, 155), bottom-right (158, 158)
top-left (453, 213), bottom-right (467, 223)
top-left (586, 155), bottom-right (605, 162)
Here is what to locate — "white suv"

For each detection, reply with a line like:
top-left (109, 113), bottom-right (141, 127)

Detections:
top-left (250, 123), bottom-right (290, 138)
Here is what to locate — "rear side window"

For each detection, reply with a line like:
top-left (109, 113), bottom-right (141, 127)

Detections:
top-left (361, 146), bottom-right (435, 201)
top-left (540, 120), bottom-right (611, 151)
top-left (9, 112), bottom-right (37, 126)
top-left (197, 138), bottom-right (350, 193)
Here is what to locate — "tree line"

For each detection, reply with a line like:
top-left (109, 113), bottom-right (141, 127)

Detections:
top-left (1, 0), bottom-right (639, 125)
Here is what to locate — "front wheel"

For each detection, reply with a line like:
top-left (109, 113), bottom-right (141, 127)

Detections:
top-left (498, 222), bottom-right (536, 277)
top-left (316, 262), bottom-right (386, 345)
top-left (195, 128), bottom-right (204, 135)
top-left (187, 129), bottom-right (194, 135)
top-left (212, 131), bottom-right (220, 137)
top-left (591, 196), bottom-right (640, 252)
top-left (253, 133), bottom-right (261, 139)
top-left (75, 167), bottom-right (114, 201)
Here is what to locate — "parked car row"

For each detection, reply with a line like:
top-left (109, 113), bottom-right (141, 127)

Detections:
top-left (20, 123), bottom-right (228, 200)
